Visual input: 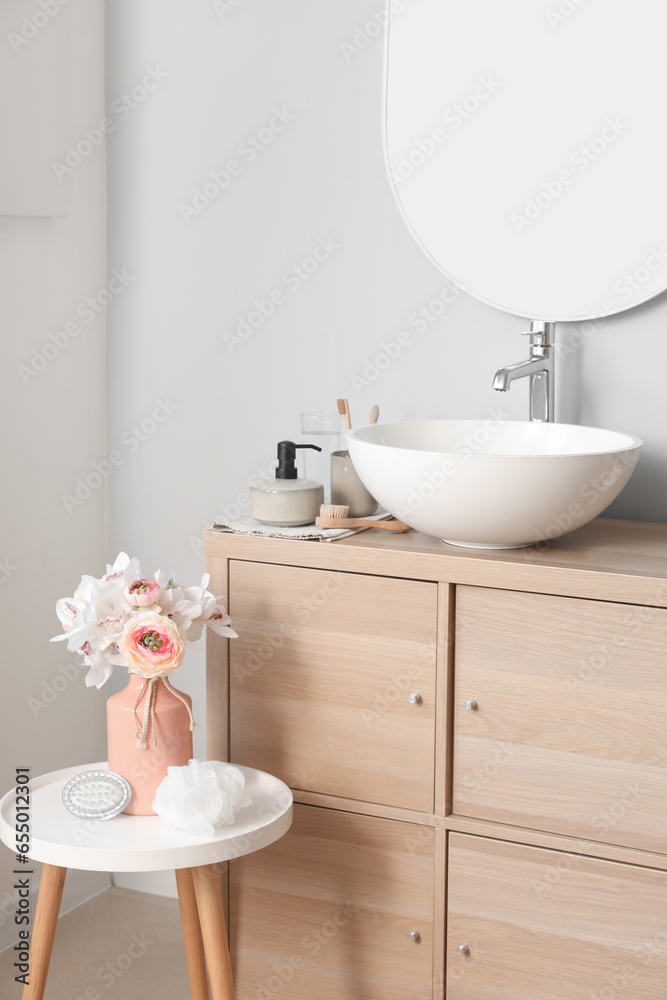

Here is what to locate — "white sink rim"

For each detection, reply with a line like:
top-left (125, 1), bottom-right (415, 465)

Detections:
top-left (347, 420), bottom-right (643, 459)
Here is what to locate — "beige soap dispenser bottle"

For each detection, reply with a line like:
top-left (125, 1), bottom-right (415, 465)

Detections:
top-left (250, 440), bottom-right (324, 527)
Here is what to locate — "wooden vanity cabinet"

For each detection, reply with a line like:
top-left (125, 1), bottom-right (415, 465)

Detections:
top-left (228, 560), bottom-right (438, 812)
top-left (453, 586), bottom-right (667, 853)
top-left (230, 804), bottom-right (437, 1000)
top-left (205, 519), bottom-right (667, 1000)
top-left (446, 833), bottom-right (667, 1000)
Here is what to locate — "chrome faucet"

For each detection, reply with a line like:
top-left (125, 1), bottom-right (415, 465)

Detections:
top-left (492, 321), bottom-right (556, 422)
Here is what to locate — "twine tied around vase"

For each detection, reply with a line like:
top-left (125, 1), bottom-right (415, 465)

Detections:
top-left (131, 675), bottom-right (197, 750)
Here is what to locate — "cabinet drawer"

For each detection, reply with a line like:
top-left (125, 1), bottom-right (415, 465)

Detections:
top-left (453, 586), bottom-right (667, 851)
top-left (447, 833), bottom-right (667, 1000)
top-left (231, 804), bottom-right (437, 1000)
top-left (229, 561), bottom-right (437, 811)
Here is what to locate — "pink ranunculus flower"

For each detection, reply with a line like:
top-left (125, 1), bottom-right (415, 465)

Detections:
top-left (117, 612), bottom-right (185, 677)
top-left (123, 578), bottom-right (163, 607)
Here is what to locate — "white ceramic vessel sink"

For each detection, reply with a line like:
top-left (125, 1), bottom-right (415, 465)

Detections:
top-left (346, 420), bottom-right (642, 548)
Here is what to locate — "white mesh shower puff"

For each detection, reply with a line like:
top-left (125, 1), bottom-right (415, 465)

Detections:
top-left (152, 759), bottom-right (252, 836)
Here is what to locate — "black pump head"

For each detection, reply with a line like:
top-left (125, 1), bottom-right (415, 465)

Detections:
top-left (275, 440), bottom-right (322, 479)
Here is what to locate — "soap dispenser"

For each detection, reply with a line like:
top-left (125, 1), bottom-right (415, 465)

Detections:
top-left (250, 440), bottom-right (324, 527)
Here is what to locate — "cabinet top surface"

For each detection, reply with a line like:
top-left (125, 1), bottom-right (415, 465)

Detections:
top-left (204, 518), bottom-right (667, 606)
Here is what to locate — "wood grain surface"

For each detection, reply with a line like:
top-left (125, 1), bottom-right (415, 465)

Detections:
top-left (453, 586), bottom-right (667, 853)
top-left (229, 561), bottom-right (437, 811)
top-left (230, 804), bottom-right (439, 999)
top-left (447, 833), bottom-right (667, 999)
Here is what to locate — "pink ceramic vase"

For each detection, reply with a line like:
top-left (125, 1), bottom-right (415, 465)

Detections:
top-left (107, 674), bottom-right (194, 815)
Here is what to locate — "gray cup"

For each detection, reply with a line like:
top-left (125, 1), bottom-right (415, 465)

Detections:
top-left (330, 450), bottom-right (378, 517)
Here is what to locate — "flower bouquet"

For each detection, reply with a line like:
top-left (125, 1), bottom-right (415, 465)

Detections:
top-left (52, 552), bottom-right (237, 814)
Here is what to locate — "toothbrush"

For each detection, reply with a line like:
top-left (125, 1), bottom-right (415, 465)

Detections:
top-left (337, 398), bottom-right (352, 430)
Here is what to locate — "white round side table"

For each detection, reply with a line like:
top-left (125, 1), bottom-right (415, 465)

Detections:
top-left (0, 762), bottom-right (293, 1000)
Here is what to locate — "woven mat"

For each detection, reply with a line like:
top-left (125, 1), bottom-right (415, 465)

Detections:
top-left (211, 511), bottom-right (390, 542)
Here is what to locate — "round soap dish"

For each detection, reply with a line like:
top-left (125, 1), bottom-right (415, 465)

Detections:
top-left (62, 769), bottom-right (132, 821)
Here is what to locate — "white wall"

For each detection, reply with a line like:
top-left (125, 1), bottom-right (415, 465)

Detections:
top-left (0, 0), bottom-right (110, 950)
top-left (105, 0), bottom-right (667, 894)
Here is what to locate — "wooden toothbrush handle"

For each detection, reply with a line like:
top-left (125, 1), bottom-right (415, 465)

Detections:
top-left (365, 519), bottom-right (408, 531)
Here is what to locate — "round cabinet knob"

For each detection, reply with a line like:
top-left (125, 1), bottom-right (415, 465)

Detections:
top-left (408, 930), bottom-right (421, 943)
top-left (408, 693), bottom-right (422, 705)
top-left (457, 943), bottom-right (470, 957)
top-left (464, 699), bottom-right (478, 711)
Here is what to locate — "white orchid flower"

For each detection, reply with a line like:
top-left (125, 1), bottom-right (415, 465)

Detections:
top-left (177, 575), bottom-right (238, 642)
top-left (80, 552), bottom-right (143, 609)
top-left (73, 584), bottom-right (133, 652)
top-left (158, 585), bottom-right (204, 643)
top-left (104, 551), bottom-right (141, 584)
top-left (73, 553), bottom-right (139, 613)
top-left (201, 603), bottom-right (238, 639)
top-left (51, 597), bottom-right (85, 642)
top-left (81, 644), bottom-right (115, 689)
top-left (53, 597), bottom-right (111, 652)
top-left (181, 575), bottom-right (213, 608)
top-left (154, 567), bottom-right (177, 590)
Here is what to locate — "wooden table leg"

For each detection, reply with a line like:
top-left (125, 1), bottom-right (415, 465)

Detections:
top-left (192, 863), bottom-right (236, 1000)
top-left (23, 864), bottom-right (67, 1000)
top-left (176, 868), bottom-right (210, 1000)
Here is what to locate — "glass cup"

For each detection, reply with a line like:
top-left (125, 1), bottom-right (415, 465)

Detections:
top-left (300, 411), bottom-right (341, 502)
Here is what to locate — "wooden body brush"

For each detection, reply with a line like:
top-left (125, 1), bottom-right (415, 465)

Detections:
top-left (316, 504), bottom-right (408, 531)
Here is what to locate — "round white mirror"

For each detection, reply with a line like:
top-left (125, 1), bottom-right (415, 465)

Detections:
top-left (385, 0), bottom-right (667, 321)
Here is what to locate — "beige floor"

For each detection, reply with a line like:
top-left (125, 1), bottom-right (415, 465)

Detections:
top-left (0, 886), bottom-right (194, 999)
